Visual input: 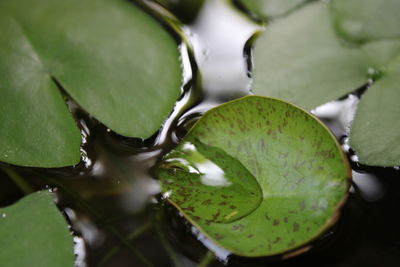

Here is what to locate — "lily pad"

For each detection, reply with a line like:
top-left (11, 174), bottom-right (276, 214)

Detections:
top-left (251, 1), bottom-right (370, 110)
top-left (157, 96), bottom-right (350, 257)
top-left (0, 0), bottom-right (181, 167)
top-left (332, 0), bottom-right (400, 44)
top-left (0, 191), bottom-right (74, 267)
top-left (240, 0), bottom-right (308, 19)
top-left (361, 39), bottom-right (400, 70)
top-left (157, 138), bottom-right (263, 224)
top-left (350, 56), bottom-right (400, 166)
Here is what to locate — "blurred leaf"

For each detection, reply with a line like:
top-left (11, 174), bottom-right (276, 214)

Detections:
top-left (0, 0), bottom-right (181, 167)
top-left (332, 0), bottom-right (400, 44)
top-left (251, 1), bottom-right (370, 110)
top-left (350, 56), bottom-right (400, 166)
top-left (240, 0), bottom-right (308, 19)
top-left (361, 39), bottom-right (400, 70)
top-left (157, 96), bottom-right (350, 256)
top-left (0, 191), bottom-right (74, 267)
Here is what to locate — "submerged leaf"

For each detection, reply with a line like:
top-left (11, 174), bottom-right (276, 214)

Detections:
top-left (0, 191), bottom-right (74, 267)
top-left (332, 0), bottom-right (400, 44)
top-left (157, 138), bottom-right (263, 223)
top-left (157, 96), bottom-right (350, 257)
top-left (0, 0), bottom-right (181, 167)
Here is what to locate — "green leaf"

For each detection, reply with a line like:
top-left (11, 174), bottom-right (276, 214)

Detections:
top-left (350, 56), bottom-right (400, 166)
top-left (0, 191), bottom-right (74, 267)
top-left (0, 12), bottom-right (81, 167)
top-left (0, 0), bottom-right (181, 167)
top-left (157, 138), bottom-right (263, 223)
top-left (240, 0), bottom-right (308, 19)
top-left (157, 96), bottom-right (350, 257)
top-left (332, 0), bottom-right (400, 44)
top-left (251, 1), bottom-right (370, 110)
top-left (361, 39), bottom-right (400, 70)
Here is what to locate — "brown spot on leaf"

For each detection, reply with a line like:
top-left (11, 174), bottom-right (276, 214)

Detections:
top-left (215, 233), bottom-right (225, 240)
top-left (273, 219), bottom-right (280, 226)
top-left (183, 206), bottom-right (195, 212)
top-left (293, 223), bottom-right (299, 232)
top-left (272, 237), bottom-right (281, 244)
top-left (232, 224), bottom-right (245, 231)
top-left (201, 199), bottom-right (212, 206)
top-left (299, 201), bottom-right (306, 211)
top-left (212, 210), bottom-right (221, 220)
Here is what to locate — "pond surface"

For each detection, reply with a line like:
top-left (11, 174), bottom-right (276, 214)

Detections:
top-left (0, 0), bottom-right (399, 266)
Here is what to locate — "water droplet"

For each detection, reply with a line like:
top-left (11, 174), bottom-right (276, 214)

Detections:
top-left (350, 154), bottom-right (359, 162)
top-left (162, 190), bottom-right (172, 199)
top-left (2, 213), bottom-right (6, 218)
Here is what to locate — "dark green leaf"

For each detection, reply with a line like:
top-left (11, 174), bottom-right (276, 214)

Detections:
top-left (0, 191), bottom-right (74, 267)
top-left (332, 0), bottom-right (400, 44)
top-left (0, 0), bottom-right (181, 167)
top-left (157, 96), bottom-right (350, 256)
top-left (0, 11), bottom-right (81, 167)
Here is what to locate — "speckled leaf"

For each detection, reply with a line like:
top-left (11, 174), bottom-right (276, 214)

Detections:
top-left (350, 56), bottom-right (400, 166)
top-left (158, 96), bottom-right (350, 257)
top-left (157, 138), bottom-right (263, 223)
top-left (332, 0), bottom-right (400, 44)
top-left (240, 0), bottom-right (308, 19)
top-left (0, 0), bottom-right (181, 167)
top-left (251, 1), bottom-right (370, 110)
top-left (0, 191), bottom-right (74, 267)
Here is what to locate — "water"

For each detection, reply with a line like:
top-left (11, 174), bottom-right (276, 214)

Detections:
top-left (1, 0), bottom-right (400, 266)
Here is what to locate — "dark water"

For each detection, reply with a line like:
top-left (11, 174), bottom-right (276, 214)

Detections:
top-left (1, 0), bottom-right (400, 266)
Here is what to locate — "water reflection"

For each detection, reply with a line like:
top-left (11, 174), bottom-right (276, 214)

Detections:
top-left (352, 171), bottom-right (386, 202)
top-left (189, 0), bottom-right (261, 98)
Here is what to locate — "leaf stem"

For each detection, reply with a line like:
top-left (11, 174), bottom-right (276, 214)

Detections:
top-left (98, 221), bottom-right (152, 267)
top-left (1, 167), bottom-right (34, 195)
top-left (152, 216), bottom-right (181, 267)
top-left (198, 251), bottom-right (215, 267)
